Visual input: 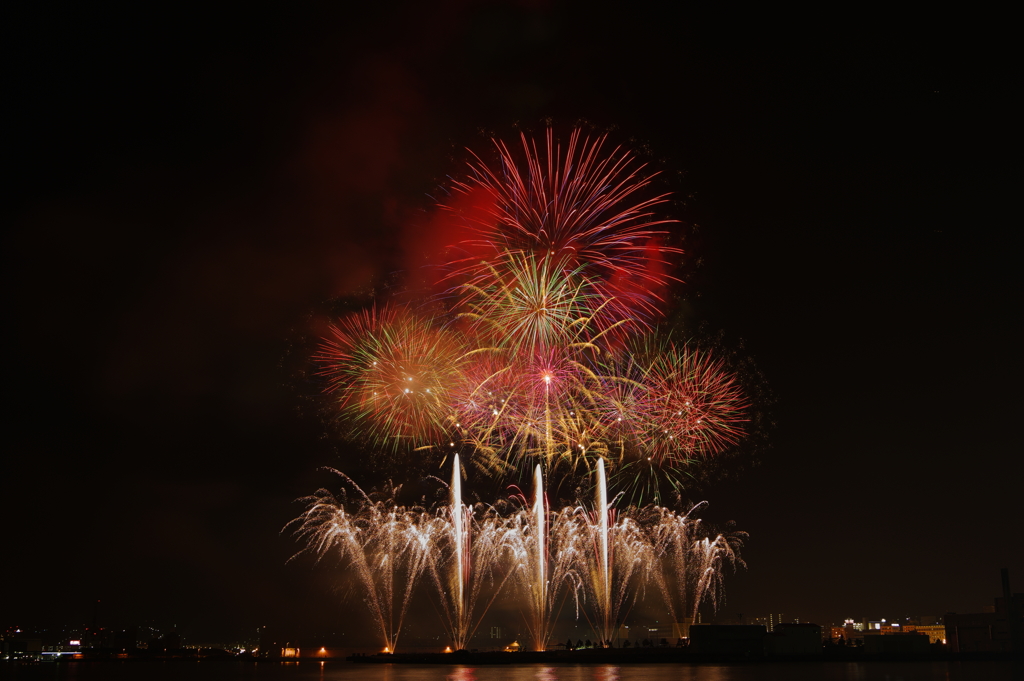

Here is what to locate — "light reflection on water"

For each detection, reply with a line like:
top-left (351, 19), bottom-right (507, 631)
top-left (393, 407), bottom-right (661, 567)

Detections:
top-left (327, 661), bottom-right (1012, 681)
top-left (446, 666), bottom-right (476, 681)
top-left (590, 664), bottom-right (618, 681)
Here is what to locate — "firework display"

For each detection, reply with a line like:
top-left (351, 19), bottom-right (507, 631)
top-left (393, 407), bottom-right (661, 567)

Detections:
top-left (317, 127), bottom-right (748, 481)
top-left (316, 306), bottom-right (467, 449)
top-left (297, 128), bottom-right (751, 652)
top-left (290, 458), bottom-right (746, 652)
top-left (446, 128), bottom-right (680, 329)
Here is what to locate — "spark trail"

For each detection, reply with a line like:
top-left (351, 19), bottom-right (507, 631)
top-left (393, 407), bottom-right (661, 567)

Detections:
top-left (291, 459), bottom-right (744, 651)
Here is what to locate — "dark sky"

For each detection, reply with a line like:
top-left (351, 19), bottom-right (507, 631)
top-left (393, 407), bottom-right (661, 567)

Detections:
top-left (5, 3), bottom-right (1021, 644)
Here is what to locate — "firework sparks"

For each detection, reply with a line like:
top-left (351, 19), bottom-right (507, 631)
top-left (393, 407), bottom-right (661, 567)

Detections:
top-left (316, 306), bottom-right (466, 448)
top-left (291, 459), bottom-right (744, 651)
top-left (444, 128), bottom-right (680, 329)
top-left (631, 339), bottom-right (749, 466)
top-left (287, 475), bottom-right (441, 653)
top-left (313, 128), bottom-right (749, 485)
top-left (298, 128), bottom-right (754, 649)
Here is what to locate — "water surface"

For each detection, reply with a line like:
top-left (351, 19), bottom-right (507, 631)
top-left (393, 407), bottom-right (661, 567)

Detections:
top-left (3, 660), bottom-right (1020, 681)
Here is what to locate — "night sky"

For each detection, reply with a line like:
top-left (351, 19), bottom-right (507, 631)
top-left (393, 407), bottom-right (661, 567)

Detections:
top-left (6, 4), bottom-right (1021, 644)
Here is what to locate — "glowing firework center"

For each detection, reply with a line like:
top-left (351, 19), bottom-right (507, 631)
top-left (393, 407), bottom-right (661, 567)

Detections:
top-left (294, 128), bottom-right (750, 653)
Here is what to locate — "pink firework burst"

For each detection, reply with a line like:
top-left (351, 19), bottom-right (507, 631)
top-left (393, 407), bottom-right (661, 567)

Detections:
top-left (448, 342), bottom-right (599, 471)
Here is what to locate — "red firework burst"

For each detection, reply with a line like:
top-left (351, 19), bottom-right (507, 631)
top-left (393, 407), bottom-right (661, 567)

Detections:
top-left (442, 128), bottom-right (681, 330)
top-left (632, 342), bottom-right (748, 465)
top-left (313, 128), bottom-right (754, 490)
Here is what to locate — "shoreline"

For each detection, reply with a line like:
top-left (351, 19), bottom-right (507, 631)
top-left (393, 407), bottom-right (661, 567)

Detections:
top-left (6, 650), bottom-right (1021, 665)
top-left (345, 649), bottom-right (1024, 665)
